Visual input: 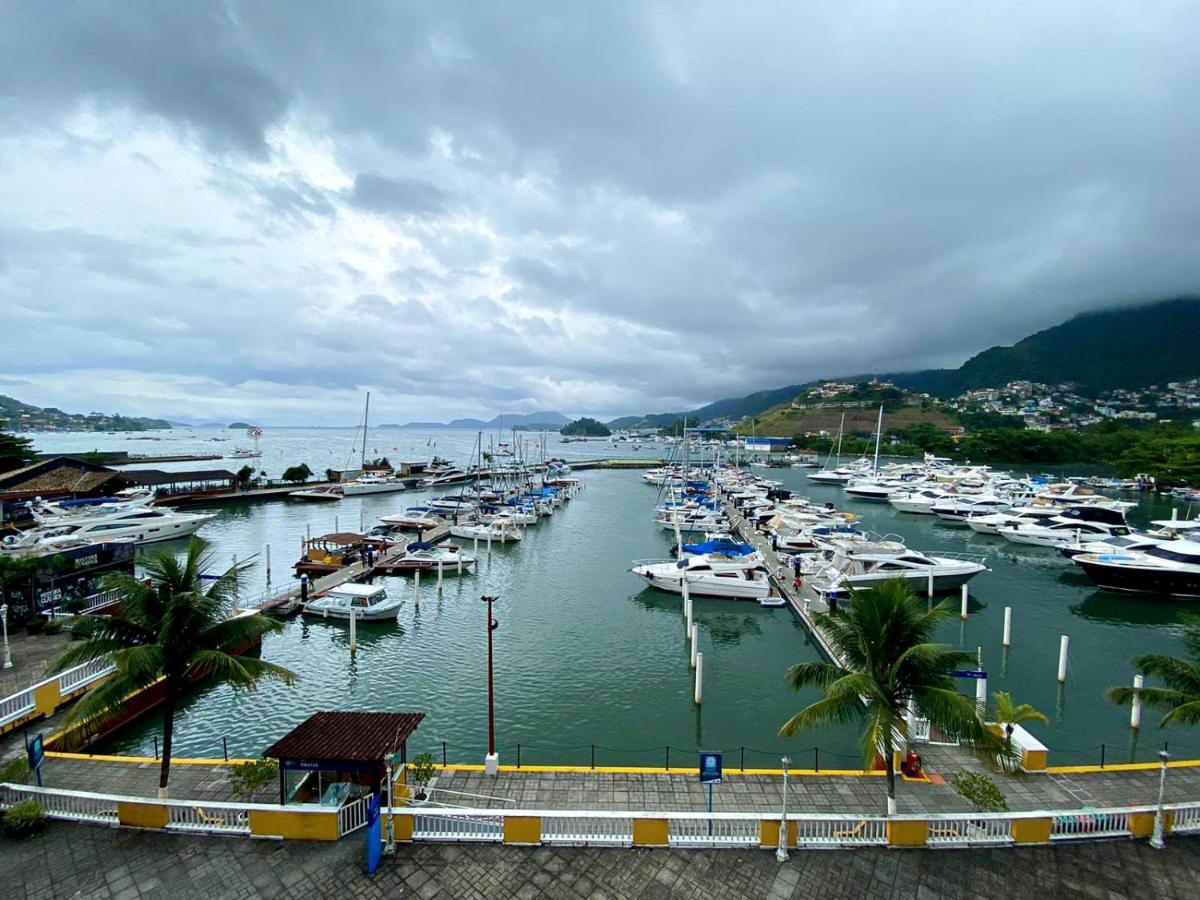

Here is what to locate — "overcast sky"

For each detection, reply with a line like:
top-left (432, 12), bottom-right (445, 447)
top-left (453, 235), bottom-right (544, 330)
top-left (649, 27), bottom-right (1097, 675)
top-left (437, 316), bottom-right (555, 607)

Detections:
top-left (2, 3), bottom-right (1198, 425)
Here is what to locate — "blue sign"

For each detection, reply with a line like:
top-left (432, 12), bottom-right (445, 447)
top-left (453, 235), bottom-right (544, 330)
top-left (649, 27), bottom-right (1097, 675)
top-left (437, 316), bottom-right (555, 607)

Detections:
top-left (950, 670), bottom-right (988, 680)
top-left (364, 794), bottom-right (382, 875)
top-left (699, 751), bottom-right (722, 784)
top-left (26, 733), bottom-right (43, 770)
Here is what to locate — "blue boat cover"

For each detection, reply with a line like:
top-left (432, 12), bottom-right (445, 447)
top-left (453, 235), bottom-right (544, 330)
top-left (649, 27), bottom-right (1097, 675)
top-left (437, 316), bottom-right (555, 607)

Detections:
top-left (682, 540), bottom-right (754, 556)
top-left (406, 541), bottom-right (434, 551)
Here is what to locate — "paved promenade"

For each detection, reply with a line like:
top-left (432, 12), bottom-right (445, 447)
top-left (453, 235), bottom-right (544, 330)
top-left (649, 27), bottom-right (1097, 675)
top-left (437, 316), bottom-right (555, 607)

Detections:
top-left (2, 820), bottom-right (1199, 899)
top-left (31, 748), bottom-right (1200, 815)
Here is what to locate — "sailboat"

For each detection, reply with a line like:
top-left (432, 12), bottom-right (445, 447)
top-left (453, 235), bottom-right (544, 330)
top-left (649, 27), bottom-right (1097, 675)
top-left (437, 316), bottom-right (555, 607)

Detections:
top-left (340, 393), bottom-right (409, 496)
top-left (806, 413), bottom-right (858, 484)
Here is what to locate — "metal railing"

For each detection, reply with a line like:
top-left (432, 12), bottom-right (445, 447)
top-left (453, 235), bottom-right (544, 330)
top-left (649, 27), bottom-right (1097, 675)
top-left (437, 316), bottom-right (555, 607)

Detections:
top-left (0, 688), bottom-right (36, 729)
top-left (1, 782), bottom-right (1197, 850)
top-left (338, 796), bottom-right (371, 836)
top-left (58, 657), bottom-right (114, 694)
top-left (0, 658), bottom-right (115, 729)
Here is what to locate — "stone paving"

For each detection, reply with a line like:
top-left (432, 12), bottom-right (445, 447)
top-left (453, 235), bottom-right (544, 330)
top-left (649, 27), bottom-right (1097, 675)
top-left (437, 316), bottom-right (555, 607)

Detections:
top-left (0, 629), bottom-right (72, 697)
top-left (1, 820), bottom-right (1199, 899)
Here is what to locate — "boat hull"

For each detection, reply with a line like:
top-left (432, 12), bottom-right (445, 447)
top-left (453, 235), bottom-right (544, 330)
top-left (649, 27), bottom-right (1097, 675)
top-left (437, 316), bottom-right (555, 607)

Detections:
top-left (1075, 560), bottom-right (1200, 599)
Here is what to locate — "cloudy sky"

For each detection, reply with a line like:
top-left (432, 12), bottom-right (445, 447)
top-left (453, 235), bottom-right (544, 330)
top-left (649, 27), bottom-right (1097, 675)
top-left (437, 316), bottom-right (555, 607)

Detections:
top-left (2, 3), bottom-right (1198, 425)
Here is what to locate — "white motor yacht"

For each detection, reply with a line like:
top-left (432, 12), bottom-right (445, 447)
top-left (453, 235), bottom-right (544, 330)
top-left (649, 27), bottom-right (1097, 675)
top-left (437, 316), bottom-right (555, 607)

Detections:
top-left (340, 474), bottom-right (408, 496)
top-left (1073, 541), bottom-right (1200, 598)
top-left (965, 507), bottom-right (1060, 535)
top-left (888, 489), bottom-right (951, 515)
top-left (449, 518), bottom-right (524, 542)
top-left (289, 485), bottom-right (344, 502)
top-left (420, 468), bottom-right (475, 488)
top-left (805, 540), bottom-right (988, 593)
top-left (630, 554), bottom-right (772, 600)
top-left (929, 496), bottom-right (1010, 523)
top-left (5, 507), bottom-right (215, 549)
top-left (302, 583), bottom-right (402, 620)
top-left (379, 508), bottom-right (445, 532)
top-left (998, 506), bottom-right (1131, 548)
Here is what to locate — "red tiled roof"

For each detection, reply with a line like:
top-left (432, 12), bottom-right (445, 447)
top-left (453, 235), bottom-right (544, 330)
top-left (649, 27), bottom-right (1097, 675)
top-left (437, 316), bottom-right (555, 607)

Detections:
top-left (264, 711), bottom-right (425, 762)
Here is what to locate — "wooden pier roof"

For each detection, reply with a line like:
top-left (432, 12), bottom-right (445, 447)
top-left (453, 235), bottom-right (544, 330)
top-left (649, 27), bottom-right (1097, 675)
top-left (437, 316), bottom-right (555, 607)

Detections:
top-left (264, 711), bottom-right (425, 763)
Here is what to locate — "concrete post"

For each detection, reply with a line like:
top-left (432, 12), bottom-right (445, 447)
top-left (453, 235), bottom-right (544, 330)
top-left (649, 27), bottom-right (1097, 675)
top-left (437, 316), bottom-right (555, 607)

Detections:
top-left (960, 584), bottom-right (968, 620)
top-left (1058, 635), bottom-right (1069, 683)
top-left (1132, 674), bottom-right (1144, 729)
top-left (349, 609), bottom-right (357, 654)
top-left (437, 562), bottom-right (443, 595)
top-left (975, 675), bottom-right (987, 718)
top-left (1002, 607), bottom-right (1012, 647)
top-left (414, 569), bottom-right (420, 607)
top-left (927, 572), bottom-right (934, 599)
top-left (694, 652), bottom-right (703, 704)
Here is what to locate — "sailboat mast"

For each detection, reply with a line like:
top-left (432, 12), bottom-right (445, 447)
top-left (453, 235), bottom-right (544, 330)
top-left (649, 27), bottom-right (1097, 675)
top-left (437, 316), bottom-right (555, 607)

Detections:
top-left (834, 413), bottom-right (845, 468)
top-left (361, 391), bottom-right (370, 470)
top-left (872, 405), bottom-right (883, 474)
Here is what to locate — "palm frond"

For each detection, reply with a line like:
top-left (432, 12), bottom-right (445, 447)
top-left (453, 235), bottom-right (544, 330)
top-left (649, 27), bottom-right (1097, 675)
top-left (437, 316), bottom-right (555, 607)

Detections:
top-left (1130, 654), bottom-right (1200, 694)
top-left (186, 649), bottom-right (297, 689)
top-left (1161, 699), bottom-right (1200, 728)
top-left (783, 661), bottom-right (845, 691)
top-left (1107, 684), bottom-right (1188, 711)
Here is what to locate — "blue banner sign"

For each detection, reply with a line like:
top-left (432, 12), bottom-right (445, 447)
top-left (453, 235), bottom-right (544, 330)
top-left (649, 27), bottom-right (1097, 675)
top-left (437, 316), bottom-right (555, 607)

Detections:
top-left (699, 751), bottom-right (722, 784)
top-left (365, 794), bottom-right (382, 875)
top-left (949, 670), bottom-right (988, 680)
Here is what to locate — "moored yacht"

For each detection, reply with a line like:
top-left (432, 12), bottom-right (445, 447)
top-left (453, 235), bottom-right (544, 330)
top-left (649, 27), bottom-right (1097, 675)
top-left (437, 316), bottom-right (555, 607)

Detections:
top-left (302, 583), bottom-right (402, 620)
top-left (629, 553), bottom-right (772, 600)
top-left (1073, 541), bottom-right (1200, 598)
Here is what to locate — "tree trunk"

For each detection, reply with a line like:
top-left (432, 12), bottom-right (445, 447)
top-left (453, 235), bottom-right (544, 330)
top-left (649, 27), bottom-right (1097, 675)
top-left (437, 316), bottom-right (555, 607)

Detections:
top-left (157, 680), bottom-right (177, 799)
top-left (885, 738), bottom-right (897, 816)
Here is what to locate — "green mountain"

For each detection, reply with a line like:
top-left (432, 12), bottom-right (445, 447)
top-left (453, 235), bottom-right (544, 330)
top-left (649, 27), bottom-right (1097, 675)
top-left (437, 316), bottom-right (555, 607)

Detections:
top-left (883, 296), bottom-right (1200, 397)
top-left (608, 384), bottom-right (814, 430)
top-left (0, 395), bottom-right (171, 432)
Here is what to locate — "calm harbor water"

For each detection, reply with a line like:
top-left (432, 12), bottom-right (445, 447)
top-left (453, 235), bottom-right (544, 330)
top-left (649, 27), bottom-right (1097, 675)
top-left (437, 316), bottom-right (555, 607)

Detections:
top-left (28, 428), bottom-right (1200, 766)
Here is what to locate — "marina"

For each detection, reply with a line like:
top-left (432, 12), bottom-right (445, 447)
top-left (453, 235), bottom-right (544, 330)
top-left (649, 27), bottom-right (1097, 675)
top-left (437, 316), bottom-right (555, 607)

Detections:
top-left (13, 427), bottom-right (1198, 769)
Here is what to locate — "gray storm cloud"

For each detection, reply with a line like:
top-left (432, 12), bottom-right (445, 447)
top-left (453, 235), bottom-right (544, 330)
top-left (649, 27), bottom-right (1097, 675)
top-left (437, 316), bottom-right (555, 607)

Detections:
top-left (0, 1), bottom-right (1198, 424)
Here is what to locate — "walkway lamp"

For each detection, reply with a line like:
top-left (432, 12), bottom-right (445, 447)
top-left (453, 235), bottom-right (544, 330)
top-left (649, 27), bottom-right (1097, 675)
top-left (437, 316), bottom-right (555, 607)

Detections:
top-left (1151, 749), bottom-right (1169, 850)
top-left (776, 756), bottom-right (791, 862)
top-left (0, 604), bottom-right (10, 669)
top-left (482, 595), bottom-right (499, 774)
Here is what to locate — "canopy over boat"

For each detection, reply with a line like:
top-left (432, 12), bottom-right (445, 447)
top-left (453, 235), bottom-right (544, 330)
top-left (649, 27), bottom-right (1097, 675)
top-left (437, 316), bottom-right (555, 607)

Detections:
top-left (682, 540), bottom-right (755, 556)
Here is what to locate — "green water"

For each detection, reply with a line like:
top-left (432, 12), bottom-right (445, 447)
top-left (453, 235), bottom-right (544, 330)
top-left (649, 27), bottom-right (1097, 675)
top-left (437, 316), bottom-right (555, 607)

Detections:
top-left (29, 428), bottom-right (1200, 766)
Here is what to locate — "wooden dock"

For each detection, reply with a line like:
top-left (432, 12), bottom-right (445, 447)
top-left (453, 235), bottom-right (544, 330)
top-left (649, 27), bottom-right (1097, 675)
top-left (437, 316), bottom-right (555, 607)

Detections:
top-left (240, 523), bottom-right (452, 614)
top-left (720, 497), bottom-right (847, 667)
top-left (158, 482), bottom-right (337, 507)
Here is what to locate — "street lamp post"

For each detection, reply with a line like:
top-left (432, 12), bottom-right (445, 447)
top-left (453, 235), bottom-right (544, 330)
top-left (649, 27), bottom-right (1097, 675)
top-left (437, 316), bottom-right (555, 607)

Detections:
top-left (0, 604), bottom-right (11, 669)
top-left (482, 595), bottom-right (499, 774)
top-left (1151, 749), bottom-right (1170, 849)
top-left (776, 756), bottom-right (791, 862)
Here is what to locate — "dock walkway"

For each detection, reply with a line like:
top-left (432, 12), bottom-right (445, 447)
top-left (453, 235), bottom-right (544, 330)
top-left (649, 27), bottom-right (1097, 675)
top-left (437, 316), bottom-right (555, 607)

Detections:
top-left (240, 523), bottom-right (451, 613)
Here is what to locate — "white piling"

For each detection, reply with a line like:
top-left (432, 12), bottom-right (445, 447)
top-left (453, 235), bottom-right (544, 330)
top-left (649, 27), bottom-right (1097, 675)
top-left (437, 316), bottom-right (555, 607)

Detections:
top-left (975, 674), bottom-right (987, 718)
top-left (1002, 607), bottom-right (1012, 647)
top-left (487, 531), bottom-right (492, 556)
top-left (474, 537), bottom-right (479, 557)
top-left (1172, 507), bottom-right (1179, 521)
top-left (690, 624), bottom-right (698, 668)
top-left (360, 509), bottom-right (365, 532)
top-left (1132, 674), bottom-right (1144, 729)
top-left (414, 569), bottom-right (421, 606)
top-left (265, 544), bottom-right (272, 585)
top-left (335, 515), bottom-right (339, 533)
top-left (960, 584), bottom-right (969, 620)
top-left (674, 523), bottom-right (683, 560)
top-left (349, 609), bottom-right (357, 654)
top-left (694, 652), bottom-right (703, 704)
top-left (457, 553), bottom-right (464, 575)
top-left (927, 572), bottom-right (934, 599)
top-left (437, 562), bottom-right (444, 595)
top-left (1057, 635), bottom-right (1069, 683)
top-left (682, 577), bottom-right (691, 632)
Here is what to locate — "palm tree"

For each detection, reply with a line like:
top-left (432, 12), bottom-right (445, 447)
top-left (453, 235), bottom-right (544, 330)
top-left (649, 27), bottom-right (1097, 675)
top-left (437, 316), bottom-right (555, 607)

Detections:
top-left (779, 580), bottom-right (1000, 814)
top-left (1107, 614), bottom-right (1200, 727)
top-left (56, 538), bottom-right (296, 797)
top-left (991, 691), bottom-right (1049, 770)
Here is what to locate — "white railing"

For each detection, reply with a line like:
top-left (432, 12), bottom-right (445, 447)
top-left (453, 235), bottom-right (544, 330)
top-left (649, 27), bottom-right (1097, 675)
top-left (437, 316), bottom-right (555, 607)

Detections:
top-left (1171, 803), bottom-right (1200, 834)
top-left (166, 802), bottom-right (251, 834)
top-left (1051, 807), bottom-right (1135, 840)
top-left (926, 815), bottom-right (1013, 846)
top-left (0, 784), bottom-right (119, 825)
top-left (541, 813), bottom-right (633, 846)
top-left (338, 796), bottom-right (371, 836)
top-left (58, 657), bottom-right (114, 695)
top-left (668, 814), bottom-right (760, 847)
top-left (794, 816), bottom-right (887, 846)
top-left (0, 688), bottom-right (36, 728)
top-left (412, 810), bottom-right (504, 841)
top-left (911, 718), bottom-right (932, 743)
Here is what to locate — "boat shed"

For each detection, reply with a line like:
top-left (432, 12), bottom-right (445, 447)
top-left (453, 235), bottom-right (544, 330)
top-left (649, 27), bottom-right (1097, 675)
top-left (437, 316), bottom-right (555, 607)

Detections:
top-left (264, 711), bottom-right (425, 806)
top-left (119, 468), bottom-right (237, 497)
top-left (0, 457), bottom-right (135, 524)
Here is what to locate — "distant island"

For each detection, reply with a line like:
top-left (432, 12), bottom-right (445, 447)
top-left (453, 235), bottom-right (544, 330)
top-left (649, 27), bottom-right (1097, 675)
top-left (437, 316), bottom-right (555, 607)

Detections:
top-left (560, 417), bottom-right (611, 437)
top-left (388, 411), bottom-right (572, 429)
top-left (0, 395), bottom-right (171, 432)
top-left (228, 422), bottom-right (254, 429)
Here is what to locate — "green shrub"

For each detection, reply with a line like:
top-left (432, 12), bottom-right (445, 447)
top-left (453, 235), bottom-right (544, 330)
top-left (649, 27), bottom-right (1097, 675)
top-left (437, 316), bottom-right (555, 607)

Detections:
top-left (60, 597), bottom-right (87, 614)
top-left (952, 770), bottom-right (1008, 813)
top-left (408, 752), bottom-right (438, 799)
top-left (3, 799), bottom-right (46, 838)
top-left (69, 619), bottom-right (92, 640)
top-left (0, 757), bottom-right (30, 786)
top-left (43, 621), bottom-right (63, 636)
top-left (24, 619), bottom-right (44, 636)
top-left (229, 757), bottom-right (278, 801)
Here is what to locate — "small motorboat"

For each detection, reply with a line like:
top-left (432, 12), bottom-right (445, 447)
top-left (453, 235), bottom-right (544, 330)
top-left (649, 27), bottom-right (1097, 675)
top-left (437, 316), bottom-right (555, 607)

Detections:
top-left (289, 485), bottom-right (343, 502)
top-left (302, 583), bottom-right (403, 620)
